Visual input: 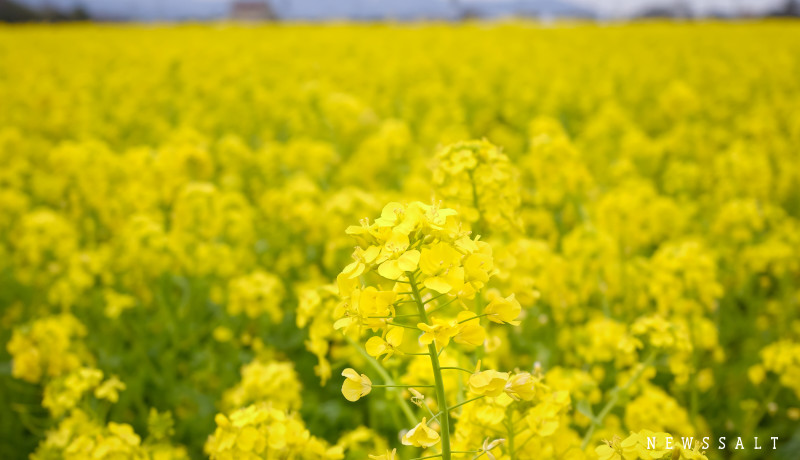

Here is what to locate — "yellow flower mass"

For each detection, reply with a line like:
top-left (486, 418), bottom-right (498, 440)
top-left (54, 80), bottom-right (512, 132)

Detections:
top-left (1, 20), bottom-right (799, 460)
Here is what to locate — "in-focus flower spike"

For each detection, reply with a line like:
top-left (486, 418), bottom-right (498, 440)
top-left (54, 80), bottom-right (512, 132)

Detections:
top-left (332, 200), bottom-right (529, 459)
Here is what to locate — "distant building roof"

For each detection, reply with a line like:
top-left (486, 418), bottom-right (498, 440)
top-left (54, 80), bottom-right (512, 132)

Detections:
top-left (230, 1), bottom-right (276, 21)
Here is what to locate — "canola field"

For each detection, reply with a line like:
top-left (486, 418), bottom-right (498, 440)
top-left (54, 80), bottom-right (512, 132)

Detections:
top-left (1, 21), bottom-right (800, 460)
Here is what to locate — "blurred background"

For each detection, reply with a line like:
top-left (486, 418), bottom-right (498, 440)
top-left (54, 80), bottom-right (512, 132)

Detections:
top-left (1, 0), bottom-right (799, 22)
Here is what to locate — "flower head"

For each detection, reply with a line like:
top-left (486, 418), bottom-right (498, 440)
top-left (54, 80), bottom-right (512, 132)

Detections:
top-left (401, 418), bottom-right (440, 447)
top-left (504, 372), bottom-right (539, 401)
top-left (484, 294), bottom-right (521, 325)
top-left (418, 318), bottom-right (459, 348)
top-left (365, 327), bottom-right (404, 361)
top-left (341, 368), bottom-right (372, 402)
top-left (468, 362), bottom-right (509, 397)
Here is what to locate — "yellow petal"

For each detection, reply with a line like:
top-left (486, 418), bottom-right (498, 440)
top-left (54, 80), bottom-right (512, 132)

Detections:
top-left (424, 276), bottom-right (452, 294)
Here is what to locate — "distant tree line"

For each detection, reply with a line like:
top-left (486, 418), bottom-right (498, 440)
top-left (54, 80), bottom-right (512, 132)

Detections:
top-left (1, 0), bottom-right (90, 22)
top-left (768, 0), bottom-right (800, 17)
top-left (636, 0), bottom-right (800, 19)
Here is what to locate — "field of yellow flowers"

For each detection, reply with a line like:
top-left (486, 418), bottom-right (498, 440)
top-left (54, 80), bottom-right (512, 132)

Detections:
top-left (1, 20), bottom-right (799, 460)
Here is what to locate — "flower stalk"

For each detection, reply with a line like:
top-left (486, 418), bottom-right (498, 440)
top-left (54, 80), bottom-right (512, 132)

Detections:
top-left (409, 271), bottom-right (452, 460)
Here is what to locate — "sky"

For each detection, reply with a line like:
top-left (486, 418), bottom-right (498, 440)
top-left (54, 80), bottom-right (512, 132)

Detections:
top-left (21, 0), bottom-right (791, 20)
top-left (580, 0), bottom-right (785, 16)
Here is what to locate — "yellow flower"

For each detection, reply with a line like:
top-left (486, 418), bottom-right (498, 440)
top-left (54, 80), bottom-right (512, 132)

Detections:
top-left (468, 363), bottom-right (509, 397)
top-left (108, 421), bottom-right (142, 446)
top-left (419, 242), bottom-right (464, 294)
top-left (369, 448), bottom-right (397, 460)
top-left (212, 326), bottom-right (233, 343)
top-left (374, 202), bottom-right (406, 227)
top-left (463, 250), bottom-right (493, 285)
top-left (484, 294), bottom-right (521, 325)
top-left (206, 403), bottom-right (339, 459)
top-left (7, 314), bottom-right (87, 384)
top-left (504, 372), bottom-right (538, 401)
top-left (418, 318), bottom-right (459, 348)
top-left (428, 266), bottom-right (465, 295)
top-left (480, 438), bottom-right (506, 460)
top-left (336, 272), bottom-right (359, 299)
top-left (419, 202), bottom-right (458, 231)
top-left (227, 270), bottom-right (285, 321)
top-left (401, 418), bottom-right (440, 447)
top-left (365, 327), bottom-right (404, 361)
top-left (357, 287), bottom-right (398, 330)
top-left (336, 287), bottom-right (398, 333)
top-left (221, 360), bottom-right (302, 412)
top-left (377, 249), bottom-right (420, 280)
top-left (595, 440), bottom-right (621, 460)
top-left (526, 391), bottom-right (570, 436)
top-left (408, 388), bottom-right (426, 406)
top-left (382, 230), bottom-right (410, 254)
top-left (341, 368), bottom-right (372, 402)
top-left (453, 311), bottom-right (486, 347)
top-left (95, 376), bottom-right (126, 403)
top-left (342, 245), bottom-right (381, 279)
top-left (103, 290), bottom-right (136, 319)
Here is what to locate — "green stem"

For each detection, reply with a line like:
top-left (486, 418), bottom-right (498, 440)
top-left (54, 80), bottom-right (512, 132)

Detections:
top-left (427, 297), bottom-right (459, 316)
top-left (409, 272), bottom-right (452, 460)
top-left (449, 395), bottom-right (485, 413)
top-left (372, 384), bottom-right (434, 388)
top-left (345, 335), bottom-right (417, 426)
top-left (368, 313), bottom-right (420, 319)
top-left (505, 407), bottom-right (516, 460)
top-left (430, 395), bottom-right (485, 422)
top-left (747, 381), bottom-right (781, 437)
top-left (387, 322), bottom-right (421, 330)
top-left (424, 293), bottom-right (448, 305)
top-left (458, 313), bottom-right (488, 324)
top-left (688, 316), bottom-right (699, 426)
top-left (440, 366), bottom-right (474, 374)
top-left (423, 401), bottom-right (439, 420)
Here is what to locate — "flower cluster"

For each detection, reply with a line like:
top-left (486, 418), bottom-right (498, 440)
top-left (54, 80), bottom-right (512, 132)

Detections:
top-left (596, 430), bottom-right (708, 460)
top-left (6, 314), bottom-right (89, 384)
top-left (33, 409), bottom-right (189, 460)
top-left (432, 140), bottom-right (521, 233)
top-left (221, 360), bottom-right (302, 412)
top-left (750, 340), bottom-right (800, 399)
top-left (43, 367), bottom-right (126, 417)
top-left (331, 201), bottom-right (568, 459)
top-left (227, 271), bottom-right (286, 321)
top-left (205, 404), bottom-right (344, 460)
